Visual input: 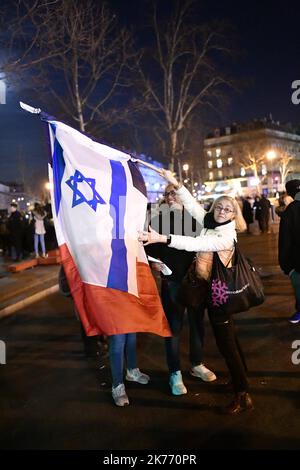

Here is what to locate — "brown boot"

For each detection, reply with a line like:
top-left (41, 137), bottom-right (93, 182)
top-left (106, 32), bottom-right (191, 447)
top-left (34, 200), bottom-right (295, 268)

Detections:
top-left (224, 392), bottom-right (254, 415)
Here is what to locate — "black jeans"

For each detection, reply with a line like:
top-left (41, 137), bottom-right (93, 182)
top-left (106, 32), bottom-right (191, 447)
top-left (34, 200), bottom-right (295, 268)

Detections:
top-left (161, 280), bottom-right (205, 373)
top-left (206, 308), bottom-right (249, 394)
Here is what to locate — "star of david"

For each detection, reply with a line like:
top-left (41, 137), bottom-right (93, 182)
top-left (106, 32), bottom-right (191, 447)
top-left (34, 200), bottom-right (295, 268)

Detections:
top-left (65, 170), bottom-right (106, 212)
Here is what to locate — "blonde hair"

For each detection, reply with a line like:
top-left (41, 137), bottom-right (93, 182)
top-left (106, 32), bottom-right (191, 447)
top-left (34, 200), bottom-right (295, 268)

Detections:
top-left (209, 196), bottom-right (247, 233)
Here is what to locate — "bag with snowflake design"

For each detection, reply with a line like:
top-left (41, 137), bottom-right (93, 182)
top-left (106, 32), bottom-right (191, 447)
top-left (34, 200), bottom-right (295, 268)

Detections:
top-left (208, 242), bottom-right (265, 317)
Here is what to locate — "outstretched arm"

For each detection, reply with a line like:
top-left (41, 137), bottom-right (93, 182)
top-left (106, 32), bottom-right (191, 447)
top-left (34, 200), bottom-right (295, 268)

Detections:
top-left (159, 169), bottom-right (206, 224)
top-left (139, 227), bottom-right (235, 252)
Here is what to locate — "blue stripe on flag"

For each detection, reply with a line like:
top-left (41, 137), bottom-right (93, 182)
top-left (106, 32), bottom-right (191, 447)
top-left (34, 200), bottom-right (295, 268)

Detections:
top-left (107, 161), bottom-right (128, 292)
top-left (50, 123), bottom-right (65, 216)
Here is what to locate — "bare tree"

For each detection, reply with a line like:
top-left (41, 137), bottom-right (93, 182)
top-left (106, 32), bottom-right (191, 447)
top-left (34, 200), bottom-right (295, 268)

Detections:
top-left (0, 1), bottom-right (66, 76)
top-left (237, 142), bottom-right (268, 193)
top-left (237, 142), bottom-right (298, 193)
top-left (1, 0), bottom-right (137, 136)
top-left (138, 0), bottom-right (234, 174)
top-left (278, 151), bottom-right (293, 187)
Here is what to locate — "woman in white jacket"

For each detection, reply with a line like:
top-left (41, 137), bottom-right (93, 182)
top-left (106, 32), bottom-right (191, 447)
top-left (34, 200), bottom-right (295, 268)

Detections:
top-left (32, 203), bottom-right (48, 259)
top-left (139, 170), bottom-right (254, 414)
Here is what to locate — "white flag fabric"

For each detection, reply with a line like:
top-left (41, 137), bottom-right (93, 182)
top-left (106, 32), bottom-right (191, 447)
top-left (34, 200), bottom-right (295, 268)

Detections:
top-left (44, 117), bottom-right (170, 336)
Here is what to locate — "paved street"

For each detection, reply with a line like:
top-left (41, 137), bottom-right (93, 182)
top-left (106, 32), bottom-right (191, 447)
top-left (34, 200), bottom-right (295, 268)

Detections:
top-left (0, 226), bottom-right (299, 450)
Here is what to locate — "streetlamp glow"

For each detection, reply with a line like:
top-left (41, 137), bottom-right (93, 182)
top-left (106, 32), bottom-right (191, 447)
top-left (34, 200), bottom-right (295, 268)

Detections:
top-left (45, 182), bottom-right (53, 191)
top-left (182, 164), bottom-right (189, 172)
top-left (266, 150), bottom-right (276, 160)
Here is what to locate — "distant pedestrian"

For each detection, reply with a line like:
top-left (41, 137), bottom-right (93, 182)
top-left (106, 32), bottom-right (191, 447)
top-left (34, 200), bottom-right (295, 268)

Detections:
top-left (7, 203), bottom-right (24, 261)
top-left (275, 193), bottom-right (293, 218)
top-left (0, 214), bottom-right (9, 256)
top-left (32, 203), bottom-right (48, 258)
top-left (278, 179), bottom-right (300, 324)
top-left (253, 195), bottom-right (271, 233)
top-left (241, 197), bottom-right (253, 234)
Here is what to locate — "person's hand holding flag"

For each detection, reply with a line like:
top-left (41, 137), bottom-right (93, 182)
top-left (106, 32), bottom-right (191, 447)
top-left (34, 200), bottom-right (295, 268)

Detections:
top-left (138, 226), bottom-right (167, 246)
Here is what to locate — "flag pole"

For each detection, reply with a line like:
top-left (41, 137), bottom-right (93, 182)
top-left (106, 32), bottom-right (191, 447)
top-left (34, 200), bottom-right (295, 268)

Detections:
top-left (131, 157), bottom-right (164, 176)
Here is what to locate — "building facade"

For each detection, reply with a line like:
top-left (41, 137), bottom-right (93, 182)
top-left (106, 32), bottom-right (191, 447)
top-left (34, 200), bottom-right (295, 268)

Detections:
top-left (0, 182), bottom-right (33, 212)
top-left (202, 118), bottom-right (300, 197)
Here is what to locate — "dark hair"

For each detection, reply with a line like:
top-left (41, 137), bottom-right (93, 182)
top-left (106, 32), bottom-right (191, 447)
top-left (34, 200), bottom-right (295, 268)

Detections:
top-left (285, 179), bottom-right (300, 199)
top-left (10, 203), bottom-right (18, 208)
top-left (34, 203), bottom-right (45, 216)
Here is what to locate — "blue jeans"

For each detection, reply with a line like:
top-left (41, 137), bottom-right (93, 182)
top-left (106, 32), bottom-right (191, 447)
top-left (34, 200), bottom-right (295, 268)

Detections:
top-left (290, 270), bottom-right (300, 311)
top-left (34, 233), bottom-right (46, 255)
top-left (108, 333), bottom-right (137, 387)
top-left (161, 280), bottom-right (205, 374)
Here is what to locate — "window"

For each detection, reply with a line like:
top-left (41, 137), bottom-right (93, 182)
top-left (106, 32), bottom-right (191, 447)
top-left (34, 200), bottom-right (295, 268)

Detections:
top-left (207, 150), bottom-right (212, 157)
top-left (208, 160), bottom-right (213, 168)
top-left (209, 171), bottom-right (214, 180)
top-left (216, 159), bottom-right (222, 168)
top-left (216, 148), bottom-right (221, 157)
top-left (261, 164), bottom-right (267, 175)
top-left (240, 167), bottom-right (246, 177)
top-left (218, 170), bottom-right (223, 179)
top-left (227, 157), bottom-right (233, 166)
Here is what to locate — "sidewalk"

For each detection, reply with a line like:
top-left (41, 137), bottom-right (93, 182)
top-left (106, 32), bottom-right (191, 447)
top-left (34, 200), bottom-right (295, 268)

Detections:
top-left (0, 257), bottom-right (59, 319)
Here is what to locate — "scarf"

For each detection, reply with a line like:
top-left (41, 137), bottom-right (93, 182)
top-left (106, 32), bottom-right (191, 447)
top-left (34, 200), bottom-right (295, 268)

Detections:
top-left (203, 211), bottom-right (232, 229)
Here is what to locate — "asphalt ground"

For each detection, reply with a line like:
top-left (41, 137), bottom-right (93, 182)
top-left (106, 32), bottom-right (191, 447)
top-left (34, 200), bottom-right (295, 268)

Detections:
top-left (0, 226), bottom-right (299, 452)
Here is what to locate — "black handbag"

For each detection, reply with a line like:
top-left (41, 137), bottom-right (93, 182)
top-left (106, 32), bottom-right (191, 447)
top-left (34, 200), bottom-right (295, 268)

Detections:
top-left (177, 260), bottom-right (209, 308)
top-left (208, 242), bottom-right (265, 316)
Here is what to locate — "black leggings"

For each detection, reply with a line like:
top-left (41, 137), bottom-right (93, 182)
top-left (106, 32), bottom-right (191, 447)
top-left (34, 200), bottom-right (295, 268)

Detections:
top-left (206, 307), bottom-right (249, 393)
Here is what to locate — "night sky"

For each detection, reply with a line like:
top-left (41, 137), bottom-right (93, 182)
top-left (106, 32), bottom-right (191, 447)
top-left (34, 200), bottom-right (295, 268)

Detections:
top-left (0, 0), bottom-right (300, 189)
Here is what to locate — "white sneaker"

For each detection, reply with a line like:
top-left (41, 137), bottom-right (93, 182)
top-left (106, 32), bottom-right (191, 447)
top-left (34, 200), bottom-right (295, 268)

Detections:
top-left (190, 364), bottom-right (217, 382)
top-left (126, 368), bottom-right (150, 384)
top-left (169, 371), bottom-right (187, 395)
top-left (112, 383), bottom-right (129, 407)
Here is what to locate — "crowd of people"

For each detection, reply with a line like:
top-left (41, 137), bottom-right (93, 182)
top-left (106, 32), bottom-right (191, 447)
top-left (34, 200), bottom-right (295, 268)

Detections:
top-left (0, 202), bottom-right (56, 261)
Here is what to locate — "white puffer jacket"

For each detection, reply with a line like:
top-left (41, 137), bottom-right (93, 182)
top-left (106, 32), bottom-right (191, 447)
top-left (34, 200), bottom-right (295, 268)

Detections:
top-left (169, 186), bottom-right (236, 280)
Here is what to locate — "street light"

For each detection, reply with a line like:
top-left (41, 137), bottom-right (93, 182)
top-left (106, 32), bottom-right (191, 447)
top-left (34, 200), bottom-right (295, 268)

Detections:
top-left (266, 150), bottom-right (276, 160)
top-left (182, 164), bottom-right (189, 186)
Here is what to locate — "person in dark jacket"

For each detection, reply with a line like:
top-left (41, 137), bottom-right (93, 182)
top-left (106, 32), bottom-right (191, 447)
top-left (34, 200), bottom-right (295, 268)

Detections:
top-left (7, 203), bottom-right (24, 261)
top-left (253, 195), bottom-right (271, 233)
top-left (275, 193), bottom-right (293, 218)
top-left (241, 197), bottom-right (253, 234)
top-left (145, 184), bottom-right (216, 396)
top-left (278, 179), bottom-right (300, 323)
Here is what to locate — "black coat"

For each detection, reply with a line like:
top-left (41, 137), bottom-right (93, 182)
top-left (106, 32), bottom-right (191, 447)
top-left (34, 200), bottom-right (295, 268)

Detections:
top-left (7, 211), bottom-right (24, 244)
top-left (145, 207), bottom-right (200, 282)
top-left (278, 198), bottom-right (300, 274)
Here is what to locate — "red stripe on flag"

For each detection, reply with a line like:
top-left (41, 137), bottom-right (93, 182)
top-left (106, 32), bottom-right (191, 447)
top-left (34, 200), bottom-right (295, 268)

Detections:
top-left (60, 244), bottom-right (171, 337)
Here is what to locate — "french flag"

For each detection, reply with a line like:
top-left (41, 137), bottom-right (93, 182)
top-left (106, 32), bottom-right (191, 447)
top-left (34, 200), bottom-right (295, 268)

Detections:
top-left (43, 118), bottom-right (171, 337)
